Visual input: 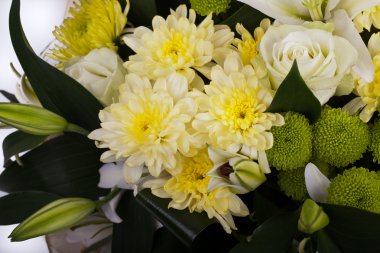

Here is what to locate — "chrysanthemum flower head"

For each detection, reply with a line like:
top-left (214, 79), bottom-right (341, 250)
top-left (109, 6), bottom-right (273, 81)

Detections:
top-left (88, 73), bottom-right (203, 183)
top-left (344, 33), bottom-right (380, 122)
top-left (313, 106), bottom-right (370, 167)
top-left (354, 5), bottom-right (380, 32)
top-left (190, 0), bottom-right (231, 16)
top-left (369, 120), bottom-right (380, 163)
top-left (327, 167), bottom-right (380, 213)
top-left (192, 53), bottom-right (284, 160)
top-left (49, 0), bottom-right (127, 64)
top-left (123, 5), bottom-right (234, 90)
top-left (267, 112), bottom-right (312, 171)
top-left (144, 150), bottom-right (249, 233)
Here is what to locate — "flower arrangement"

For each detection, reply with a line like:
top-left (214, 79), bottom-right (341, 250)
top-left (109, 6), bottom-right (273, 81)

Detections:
top-left (1, 0), bottom-right (380, 252)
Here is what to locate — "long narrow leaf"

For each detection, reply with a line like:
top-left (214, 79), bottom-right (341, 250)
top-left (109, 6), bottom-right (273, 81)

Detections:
top-left (9, 0), bottom-right (103, 131)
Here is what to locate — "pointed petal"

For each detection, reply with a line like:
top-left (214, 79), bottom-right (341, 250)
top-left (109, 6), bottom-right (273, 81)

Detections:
top-left (330, 10), bottom-right (374, 82)
top-left (305, 163), bottom-right (331, 203)
top-left (100, 191), bottom-right (124, 223)
top-left (98, 162), bottom-right (131, 189)
top-left (237, 0), bottom-right (307, 24)
top-left (336, 0), bottom-right (379, 19)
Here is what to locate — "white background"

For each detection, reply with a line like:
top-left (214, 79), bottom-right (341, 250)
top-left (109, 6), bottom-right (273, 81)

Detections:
top-left (0, 0), bottom-right (68, 252)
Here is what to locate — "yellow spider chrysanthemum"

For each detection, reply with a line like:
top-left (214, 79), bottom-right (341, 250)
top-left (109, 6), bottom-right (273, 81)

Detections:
top-left (354, 5), bottom-right (380, 32)
top-left (88, 73), bottom-right (202, 183)
top-left (144, 150), bottom-right (249, 233)
top-left (49, 0), bottom-right (127, 64)
top-left (191, 54), bottom-right (284, 159)
top-left (123, 5), bottom-right (234, 90)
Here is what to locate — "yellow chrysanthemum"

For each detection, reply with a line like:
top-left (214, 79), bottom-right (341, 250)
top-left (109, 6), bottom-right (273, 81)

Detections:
top-left (144, 150), bottom-right (249, 233)
top-left (191, 54), bottom-right (284, 159)
top-left (88, 73), bottom-right (202, 183)
top-left (354, 5), bottom-right (380, 32)
top-left (49, 0), bottom-right (127, 64)
top-left (123, 5), bottom-right (234, 90)
top-left (232, 19), bottom-right (270, 65)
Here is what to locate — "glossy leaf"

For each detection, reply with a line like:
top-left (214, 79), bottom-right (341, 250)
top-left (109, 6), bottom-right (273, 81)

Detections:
top-left (112, 191), bottom-right (157, 253)
top-left (315, 230), bottom-right (342, 253)
top-left (151, 227), bottom-right (189, 253)
top-left (230, 211), bottom-right (299, 253)
top-left (322, 204), bottom-right (380, 253)
top-left (2, 131), bottom-right (46, 166)
top-left (0, 90), bottom-right (18, 103)
top-left (128, 0), bottom-right (157, 26)
top-left (136, 189), bottom-right (237, 252)
top-left (221, 4), bottom-right (267, 31)
top-left (267, 61), bottom-right (322, 123)
top-left (0, 191), bottom-right (60, 225)
top-left (0, 134), bottom-right (107, 199)
top-left (9, 0), bottom-right (103, 131)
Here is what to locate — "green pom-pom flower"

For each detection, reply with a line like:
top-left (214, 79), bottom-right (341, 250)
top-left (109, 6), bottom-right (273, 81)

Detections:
top-left (313, 107), bottom-right (369, 167)
top-left (267, 112), bottom-right (312, 171)
top-left (327, 167), bottom-right (380, 213)
top-left (369, 120), bottom-right (380, 163)
top-left (190, 0), bottom-right (231, 16)
top-left (278, 161), bottom-right (332, 201)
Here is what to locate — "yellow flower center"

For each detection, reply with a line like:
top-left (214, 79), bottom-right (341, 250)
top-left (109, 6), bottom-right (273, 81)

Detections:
top-left (217, 87), bottom-right (264, 132)
top-left (359, 56), bottom-right (380, 99)
top-left (237, 38), bottom-right (259, 65)
top-left (165, 152), bottom-right (213, 196)
top-left (159, 30), bottom-right (192, 68)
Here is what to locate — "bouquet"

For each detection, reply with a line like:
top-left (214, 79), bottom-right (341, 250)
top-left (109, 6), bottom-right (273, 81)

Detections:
top-left (1, 0), bottom-right (380, 252)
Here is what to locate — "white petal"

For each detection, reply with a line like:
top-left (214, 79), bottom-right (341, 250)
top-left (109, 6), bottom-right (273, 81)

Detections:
top-left (368, 33), bottom-right (380, 57)
top-left (304, 163), bottom-right (331, 203)
top-left (237, 0), bottom-right (307, 24)
top-left (98, 162), bottom-right (131, 189)
top-left (335, 0), bottom-right (380, 19)
top-left (100, 191), bottom-right (124, 223)
top-left (258, 151), bottom-right (271, 174)
top-left (123, 162), bottom-right (144, 183)
top-left (330, 10), bottom-right (374, 82)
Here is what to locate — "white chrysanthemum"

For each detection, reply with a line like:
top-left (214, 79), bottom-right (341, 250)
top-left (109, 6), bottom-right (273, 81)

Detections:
top-left (89, 73), bottom-right (202, 183)
top-left (191, 54), bottom-right (284, 159)
top-left (123, 5), bottom-right (233, 90)
top-left (354, 5), bottom-right (380, 32)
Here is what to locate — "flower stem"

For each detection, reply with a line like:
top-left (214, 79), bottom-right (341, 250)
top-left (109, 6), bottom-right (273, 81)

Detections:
top-left (96, 187), bottom-right (122, 207)
top-left (65, 123), bottom-right (90, 136)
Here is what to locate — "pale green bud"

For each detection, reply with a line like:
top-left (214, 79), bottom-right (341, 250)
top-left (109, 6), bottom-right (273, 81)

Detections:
top-left (0, 103), bottom-right (68, 135)
top-left (10, 198), bottom-right (96, 241)
top-left (298, 199), bottom-right (329, 234)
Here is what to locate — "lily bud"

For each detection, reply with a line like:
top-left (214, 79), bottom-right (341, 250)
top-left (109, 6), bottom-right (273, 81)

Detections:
top-left (298, 199), bottom-right (329, 234)
top-left (10, 198), bottom-right (96, 241)
top-left (0, 103), bottom-right (67, 135)
top-left (208, 147), bottom-right (267, 194)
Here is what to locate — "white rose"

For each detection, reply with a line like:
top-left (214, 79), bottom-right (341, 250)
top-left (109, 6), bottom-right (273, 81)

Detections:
top-left (260, 24), bottom-right (358, 104)
top-left (64, 48), bottom-right (127, 106)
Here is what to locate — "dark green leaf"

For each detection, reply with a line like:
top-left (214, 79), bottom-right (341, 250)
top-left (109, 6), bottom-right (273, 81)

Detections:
top-left (221, 4), bottom-right (267, 32)
top-left (267, 61), bottom-right (322, 123)
top-left (230, 211), bottom-right (299, 253)
top-left (315, 229), bottom-right (342, 253)
top-left (0, 191), bottom-right (60, 225)
top-left (112, 191), bottom-right (157, 253)
top-left (128, 0), bottom-right (157, 27)
top-left (136, 189), bottom-right (237, 252)
top-left (3, 131), bottom-right (47, 166)
top-left (252, 190), bottom-right (281, 224)
top-left (0, 90), bottom-right (18, 103)
top-left (0, 133), bottom-right (107, 199)
top-left (151, 227), bottom-right (189, 253)
top-left (322, 204), bottom-right (380, 253)
top-left (9, 0), bottom-right (103, 131)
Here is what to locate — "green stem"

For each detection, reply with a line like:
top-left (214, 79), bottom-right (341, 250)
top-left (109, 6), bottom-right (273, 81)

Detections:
top-left (65, 123), bottom-right (90, 136)
top-left (96, 187), bottom-right (122, 208)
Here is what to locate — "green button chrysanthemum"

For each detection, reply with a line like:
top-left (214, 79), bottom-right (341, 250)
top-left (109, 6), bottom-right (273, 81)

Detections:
top-left (267, 112), bottom-right (312, 171)
top-left (278, 160), bottom-right (332, 201)
top-left (327, 167), bottom-right (380, 213)
top-left (369, 120), bottom-right (380, 163)
top-left (190, 0), bottom-right (231, 16)
top-left (313, 107), bottom-right (370, 167)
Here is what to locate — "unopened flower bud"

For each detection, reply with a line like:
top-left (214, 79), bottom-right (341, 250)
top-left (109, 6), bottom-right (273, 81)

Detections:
top-left (298, 199), bottom-right (329, 234)
top-left (10, 198), bottom-right (96, 241)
